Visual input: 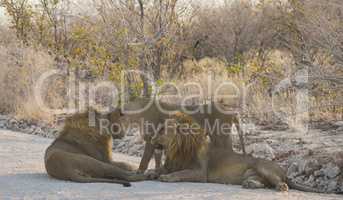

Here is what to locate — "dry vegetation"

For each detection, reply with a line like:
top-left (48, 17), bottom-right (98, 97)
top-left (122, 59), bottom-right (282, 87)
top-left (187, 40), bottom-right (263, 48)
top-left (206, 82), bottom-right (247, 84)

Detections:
top-left (0, 0), bottom-right (342, 126)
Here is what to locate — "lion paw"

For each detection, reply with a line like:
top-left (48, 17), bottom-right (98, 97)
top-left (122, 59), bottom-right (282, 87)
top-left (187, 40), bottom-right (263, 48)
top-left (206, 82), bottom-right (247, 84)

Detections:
top-left (128, 173), bottom-right (148, 181)
top-left (144, 169), bottom-right (160, 180)
top-left (242, 179), bottom-right (265, 189)
top-left (277, 182), bottom-right (289, 192)
top-left (158, 174), bottom-right (180, 182)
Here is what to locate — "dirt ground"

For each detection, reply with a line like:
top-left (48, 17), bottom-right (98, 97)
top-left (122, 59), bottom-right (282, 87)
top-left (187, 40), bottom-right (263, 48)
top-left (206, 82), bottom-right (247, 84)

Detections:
top-left (0, 130), bottom-right (342, 200)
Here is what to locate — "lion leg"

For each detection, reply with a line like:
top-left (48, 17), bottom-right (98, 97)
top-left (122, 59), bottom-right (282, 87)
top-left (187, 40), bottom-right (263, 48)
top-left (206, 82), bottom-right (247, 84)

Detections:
top-left (154, 149), bottom-right (163, 170)
top-left (47, 150), bottom-right (136, 186)
top-left (255, 164), bottom-right (289, 192)
top-left (235, 119), bottom-right (246, 155)
top-left (67, 151), bottom-right (147, 182)
top-left (101, 161), bottom-right (148, 182)
top-left (242, 169), bottom-right (265, 189)
top-left (138, 141), bottom-right (155, 173)
top-left (159, 169), bottom-right (206, 183)
top-left (111, 161), bottom-right (137, 172)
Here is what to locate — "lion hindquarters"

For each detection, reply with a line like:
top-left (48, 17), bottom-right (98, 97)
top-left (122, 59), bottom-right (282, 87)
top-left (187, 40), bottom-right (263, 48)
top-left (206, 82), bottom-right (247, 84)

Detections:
top-left (254, 160), bottom-right (289, 192)
top-left (45, 149), bottom-right (133, 186)
top-left (242, 169), bottom-right (266, 189)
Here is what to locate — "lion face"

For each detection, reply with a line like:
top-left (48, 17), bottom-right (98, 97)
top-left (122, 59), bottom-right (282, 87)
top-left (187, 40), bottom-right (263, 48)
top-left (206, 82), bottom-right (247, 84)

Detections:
top-left (151, 112), bottom-right (207, 172)
top-left (151, 125), bottom-right (175, 148)
top-left (151, 112), bottom-right (204, 149)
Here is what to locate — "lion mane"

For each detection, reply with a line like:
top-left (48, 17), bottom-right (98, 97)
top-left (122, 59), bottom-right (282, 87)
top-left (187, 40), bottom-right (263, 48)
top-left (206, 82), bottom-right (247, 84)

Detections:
top-left (163, 112), bottom-right (207, 172)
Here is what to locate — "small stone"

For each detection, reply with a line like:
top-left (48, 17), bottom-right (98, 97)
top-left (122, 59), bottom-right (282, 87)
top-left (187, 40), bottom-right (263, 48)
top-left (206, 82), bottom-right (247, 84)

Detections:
top-left (303, 175), bottom-right (316, 187)
top-left (133, 136), bottom-right (144, 145)
top-left (8, 118), bottom-right (18, 127)
top-left (116, 142), bottom-right (126, 149)
top-left (297, 159), bottom-right (309, 174)
top-left (294, 175), bottom-right (305, 183)
top-left (322, 163), bottom-right (341, 179)
top-left (0, 115), bottom-right (9, 120)
top-left (128, 145), bottom-right (143, 156)
top-left (287, 162), bottom-right (299, 177)
top-left (45, 129), bottom-right (58, 138)
top-left (327, 181), bottom-right (337, 192)
top-left (304, 159), bottom-right (321, 176)
top-left (314, 170), bottom-right (324, 177)
top-left (33, 127), bottom-right (44, 136)
top-left (246, 143), bottom-right (275, 160)
top-left (335, 152), bottom-right (343, 168)
top-left (0, 121), bottom-right (6, 129)
top-left (23, 127), bottom-right (34, 134)
top-left (334, 121), bottom-right (343, 127)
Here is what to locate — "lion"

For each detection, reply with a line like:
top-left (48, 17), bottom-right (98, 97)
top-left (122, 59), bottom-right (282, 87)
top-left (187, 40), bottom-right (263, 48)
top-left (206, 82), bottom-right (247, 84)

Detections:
top-left (44, 109), bottom-right (148, 187)
top-left (122, 97), bottom-right (244, 173)
top-left (150, 112), bottom-right (325, 193)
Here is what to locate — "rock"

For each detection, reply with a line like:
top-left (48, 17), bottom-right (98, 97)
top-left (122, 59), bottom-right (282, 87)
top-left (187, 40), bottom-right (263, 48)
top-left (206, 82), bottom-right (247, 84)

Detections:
top-left (8, 118), bottom-right (19, 129)
top-left (0, 121), bottom-right (6, 129)
top-left (304, 159), bottom-right (321, 176)
top-left (327, 180), bottom-right (338, 192)
top-left (127, 128), bottom-right (139, 137)
top-left (315, 176), bottom-right (324, 184)
top-left (32, 127), bottom-right (44, 136)
top-left (241, 123), bottom-right (256, 134)
top-left (133, 136), bottom-right (144, 145)
top-left (287, 162), bottom-right (299, 177)
top-left (303, 175), bottom-right (316, 187)
top-left (113, 140), bottom-right (121, 146)
top-left (246, 142), bottom-right (276, 160)
top-left (116, 142), bottom-right (126, 150)
top-left (45, 129), bottom-right (59, 138)
top-left (261, 122), bottom-right (289, 131)
top-left (297, 159), bottom-right (319, 175)
top-left (22, 127), bottom-right (34, 134)
top-left (314, 169), bottom-right (324, 177)
top-left (317, 181), bottom-right (328, 191)
top-left (334, 152), bottom-right (343, 168)
top-left (334, 121), bottom-right (343, 127)
top-left (322, 163), bottom-right (341, 179)
top-left (294, 175), bottom-right (305, 183)
top-left (0, 115), bottom-right (9, 120)
top-left (128, 145), bottom-right (144, 157)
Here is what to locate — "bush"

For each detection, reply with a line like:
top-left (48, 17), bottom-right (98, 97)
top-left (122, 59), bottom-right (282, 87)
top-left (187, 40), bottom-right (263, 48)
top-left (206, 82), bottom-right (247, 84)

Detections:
top-left (0, 29), bottom-right (59, 123)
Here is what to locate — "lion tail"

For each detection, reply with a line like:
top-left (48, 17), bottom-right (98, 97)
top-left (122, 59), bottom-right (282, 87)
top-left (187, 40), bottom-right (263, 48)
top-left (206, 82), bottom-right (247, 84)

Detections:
top-left (71, 175), bottom-right (131, 187)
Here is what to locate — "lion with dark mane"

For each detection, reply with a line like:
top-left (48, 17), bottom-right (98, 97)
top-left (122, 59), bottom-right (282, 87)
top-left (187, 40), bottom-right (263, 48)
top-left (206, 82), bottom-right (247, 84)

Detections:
top-left (122, 97), bottom-right (244, 173)
top-left (44, 109), bottom-right (147, 187)
top-left (151, 112), bottom-right (324, 193)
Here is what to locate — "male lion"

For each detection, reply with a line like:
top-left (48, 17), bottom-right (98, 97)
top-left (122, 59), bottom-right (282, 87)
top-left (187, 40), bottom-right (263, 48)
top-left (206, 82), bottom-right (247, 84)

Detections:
top-left (122, 97), bottom-right (244, 173)
top-left (44, 109), bottom-right (147, 187)
top-left (151, 112), bottom-right (323, 193)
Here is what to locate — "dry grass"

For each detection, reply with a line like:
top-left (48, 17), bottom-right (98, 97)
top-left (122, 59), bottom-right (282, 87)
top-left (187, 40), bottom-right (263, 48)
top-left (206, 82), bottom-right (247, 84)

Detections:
top-left (0, 31), bottom-right (65, 123)
top-left (159, 58), bottom-right (242, 107)
top-left (159, 55), bottom-right (342, 126)
top-left (0, 27), bottom-right (340, 126)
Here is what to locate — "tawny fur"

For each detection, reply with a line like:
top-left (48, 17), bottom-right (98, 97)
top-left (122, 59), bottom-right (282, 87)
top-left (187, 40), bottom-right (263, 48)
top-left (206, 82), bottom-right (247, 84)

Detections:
top-left (152, 112), bottom-right (323, 193)
top-left (44, 110), bottom-right (147, 186)
top-left (123, 97), bottom-right (244, 173)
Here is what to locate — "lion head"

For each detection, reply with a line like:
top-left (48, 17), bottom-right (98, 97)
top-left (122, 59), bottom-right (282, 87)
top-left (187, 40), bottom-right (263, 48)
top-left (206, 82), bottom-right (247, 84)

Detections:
top-left (152, 112), bottom-right (207, 172)
top-left (61, 109), bottom-right (124, 140)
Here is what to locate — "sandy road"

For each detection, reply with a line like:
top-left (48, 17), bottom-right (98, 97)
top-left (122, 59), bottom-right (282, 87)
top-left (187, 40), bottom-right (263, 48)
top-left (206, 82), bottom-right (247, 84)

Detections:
top-left (0, 130), bottom-right (341, 200)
